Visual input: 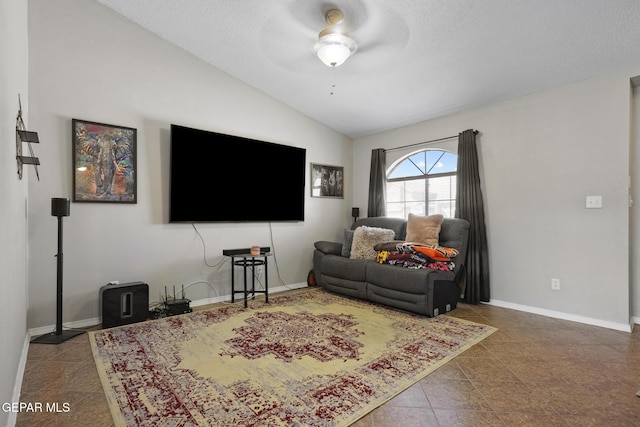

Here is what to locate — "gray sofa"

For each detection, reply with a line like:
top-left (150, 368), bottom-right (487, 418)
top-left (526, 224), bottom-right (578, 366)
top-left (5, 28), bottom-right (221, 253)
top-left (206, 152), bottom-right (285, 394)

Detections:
top-left (313, 216), bottom-right (470, 317)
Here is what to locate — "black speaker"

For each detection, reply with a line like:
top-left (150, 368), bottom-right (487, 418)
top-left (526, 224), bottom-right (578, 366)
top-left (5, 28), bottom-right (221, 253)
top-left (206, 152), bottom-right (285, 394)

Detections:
top-left (352, 207), bottom-right (360, 224)
top-left (51, 198), bottom-right (70, 217)
top-left (100, 282), bottom-right (149, 328)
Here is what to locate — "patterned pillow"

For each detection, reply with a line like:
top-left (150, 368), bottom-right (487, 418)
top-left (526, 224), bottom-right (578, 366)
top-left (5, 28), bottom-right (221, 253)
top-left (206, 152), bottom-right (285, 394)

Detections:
top-left (373, 240), bottom-right (406, 252)
top-left (350, 226), bottom-right (396, 260)
top-left (410, 244), bottom-right (459, 261)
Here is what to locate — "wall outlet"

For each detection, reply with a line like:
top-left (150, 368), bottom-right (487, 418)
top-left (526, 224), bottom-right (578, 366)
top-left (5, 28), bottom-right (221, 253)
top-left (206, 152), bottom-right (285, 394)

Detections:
top-left (255, 266), bottom-right (263, 276)
top-left (551, 278), bottom-right (560, 290)
top-left (586, 195), bottom-right (602, 209)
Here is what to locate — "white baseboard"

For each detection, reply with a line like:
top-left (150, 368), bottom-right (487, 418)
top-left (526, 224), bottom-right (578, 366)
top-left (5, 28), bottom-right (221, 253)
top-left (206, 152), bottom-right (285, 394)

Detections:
top-left (28, 317), bottom-right (101, 338)
top-left (488, 299), bottom-right (634, 332)
top-left (8, 334), bottom-right (30, 427)
top-left (190, 282), bottom-right (308, 307)
top-left (27, 283), bottom-right (309, 337)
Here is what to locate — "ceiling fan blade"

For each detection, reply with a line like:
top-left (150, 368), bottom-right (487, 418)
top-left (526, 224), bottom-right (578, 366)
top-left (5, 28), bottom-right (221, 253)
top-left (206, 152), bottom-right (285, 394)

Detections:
top-left (352, 3), bottom-right (409, 51)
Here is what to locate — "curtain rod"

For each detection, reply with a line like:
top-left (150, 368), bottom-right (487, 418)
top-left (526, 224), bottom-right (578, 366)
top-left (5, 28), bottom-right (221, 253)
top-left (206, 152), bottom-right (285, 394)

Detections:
top-left (384, 130), bottom-right (479, 153)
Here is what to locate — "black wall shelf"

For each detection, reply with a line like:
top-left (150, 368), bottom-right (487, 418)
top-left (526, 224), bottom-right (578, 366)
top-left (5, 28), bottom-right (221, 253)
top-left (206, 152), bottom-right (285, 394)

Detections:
top-left (15, 96), bottom-right (40, 180)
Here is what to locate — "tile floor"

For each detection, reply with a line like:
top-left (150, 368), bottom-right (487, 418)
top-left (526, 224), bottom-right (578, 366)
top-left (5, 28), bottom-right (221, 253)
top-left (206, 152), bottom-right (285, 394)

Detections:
top-left (16, 294), bottom-right (640, 426)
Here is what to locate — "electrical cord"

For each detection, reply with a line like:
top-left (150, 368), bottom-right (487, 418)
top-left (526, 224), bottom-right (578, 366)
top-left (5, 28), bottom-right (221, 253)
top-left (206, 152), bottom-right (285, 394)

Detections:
top-left (184, 280), bottom-right (262, 306)
top-left (191, 223), bottom-right (267, 291)
top-left (148, 279), bottom-right (250, 312)
top-left (267, 222), bottom-right (296, 291)
top-left (192, 223), bottom-right (227, 269)
top-left (188, 221), bottom-right (298, 302)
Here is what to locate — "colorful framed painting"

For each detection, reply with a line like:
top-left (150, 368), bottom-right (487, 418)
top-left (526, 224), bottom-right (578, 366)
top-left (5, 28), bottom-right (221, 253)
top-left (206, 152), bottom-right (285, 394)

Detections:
top-left (311, 163), bottom-right (344, 198)
top-left (72, 119), bottom-right (137, 203)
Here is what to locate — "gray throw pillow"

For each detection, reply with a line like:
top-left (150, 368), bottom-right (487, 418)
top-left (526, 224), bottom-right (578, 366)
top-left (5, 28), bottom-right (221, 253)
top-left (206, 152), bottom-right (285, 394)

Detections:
top-left (341, 228), bottom-right (354, 257)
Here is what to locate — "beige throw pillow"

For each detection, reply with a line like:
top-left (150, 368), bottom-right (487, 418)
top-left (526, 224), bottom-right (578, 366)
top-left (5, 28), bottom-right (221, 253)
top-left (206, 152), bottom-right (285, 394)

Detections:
top-left (405, 213), bottom-right (443, 246)
top-left (350, 226), bottom-right (396, 260)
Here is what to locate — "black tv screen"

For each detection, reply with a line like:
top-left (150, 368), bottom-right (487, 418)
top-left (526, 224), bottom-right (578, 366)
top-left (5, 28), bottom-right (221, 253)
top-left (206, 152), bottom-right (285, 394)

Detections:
top-left (169, 124), bottom-right (306, 222)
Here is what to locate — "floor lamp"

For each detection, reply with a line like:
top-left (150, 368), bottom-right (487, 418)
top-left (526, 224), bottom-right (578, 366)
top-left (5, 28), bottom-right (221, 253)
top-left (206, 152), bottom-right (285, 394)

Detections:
top-left (32, 198), bottom-right (85, 344)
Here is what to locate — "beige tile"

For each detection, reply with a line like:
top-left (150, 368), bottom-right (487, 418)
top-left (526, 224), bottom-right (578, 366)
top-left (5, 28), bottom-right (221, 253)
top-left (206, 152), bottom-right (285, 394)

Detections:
top-left (370, 405), bottom-right (439, 427)
top-left (561, 415), bottom-right (639, 427)
top-left (432, 408), bottom-right (504, 426)
top-left (419, 362), bottom-right (468, 384)
top-left (454, 357), bottom-right (522, 383)
top-left (384, 383), bottom-right (430, 408)
top-left (421, 379), bottom-right (492, 411)
top-left (473, 380), bottom-right (555, 414)
top-left (496, 412), bottom-right (570, 426)
top-left (455, 342), bottom-right (494, 359)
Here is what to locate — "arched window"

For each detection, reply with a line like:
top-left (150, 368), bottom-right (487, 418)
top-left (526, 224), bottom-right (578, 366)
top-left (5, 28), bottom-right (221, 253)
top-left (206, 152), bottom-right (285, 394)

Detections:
top-left (386, 149), bottom-right (457, 219)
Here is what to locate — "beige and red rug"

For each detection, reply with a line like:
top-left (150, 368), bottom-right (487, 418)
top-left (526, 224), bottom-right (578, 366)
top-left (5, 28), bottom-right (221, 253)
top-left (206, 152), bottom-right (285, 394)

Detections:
top-left (90, 289), bottom-right (496, 426)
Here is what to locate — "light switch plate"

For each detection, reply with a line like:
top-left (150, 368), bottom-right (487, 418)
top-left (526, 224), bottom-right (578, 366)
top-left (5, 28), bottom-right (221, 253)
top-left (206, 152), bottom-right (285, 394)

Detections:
top-left (586, 195), bottom-right (602, 209)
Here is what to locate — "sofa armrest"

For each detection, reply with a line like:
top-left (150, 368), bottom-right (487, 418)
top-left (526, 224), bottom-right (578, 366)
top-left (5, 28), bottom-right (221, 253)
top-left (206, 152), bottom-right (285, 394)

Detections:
top-left (314, 241), bottom-right (343, 256)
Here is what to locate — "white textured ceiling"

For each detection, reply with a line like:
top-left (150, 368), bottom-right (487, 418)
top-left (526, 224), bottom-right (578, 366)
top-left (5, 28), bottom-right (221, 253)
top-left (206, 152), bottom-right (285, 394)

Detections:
top-left (95, 0), bottom-right (640, 138)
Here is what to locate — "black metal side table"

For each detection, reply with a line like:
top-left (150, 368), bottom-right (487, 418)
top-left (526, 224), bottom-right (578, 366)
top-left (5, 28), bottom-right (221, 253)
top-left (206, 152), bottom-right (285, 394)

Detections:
top-left (227, 252), bottom-right (271, 308)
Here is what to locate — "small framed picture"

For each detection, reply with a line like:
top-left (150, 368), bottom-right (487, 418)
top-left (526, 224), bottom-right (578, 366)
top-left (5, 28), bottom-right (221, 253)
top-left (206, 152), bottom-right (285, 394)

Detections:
top-left (311, 163), bottom-right (344, 198)
top-left (72, 119), bottom-right (137, 203)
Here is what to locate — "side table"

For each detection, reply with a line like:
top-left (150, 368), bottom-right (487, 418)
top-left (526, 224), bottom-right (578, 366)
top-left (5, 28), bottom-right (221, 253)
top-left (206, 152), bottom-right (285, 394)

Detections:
top-left (227, 252), bottom-right (271, 308)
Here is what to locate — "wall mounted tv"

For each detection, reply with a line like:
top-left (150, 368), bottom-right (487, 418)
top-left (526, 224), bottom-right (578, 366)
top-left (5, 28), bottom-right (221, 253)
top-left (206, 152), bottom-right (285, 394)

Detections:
top-left (169, 124), bottom-right (306, 222)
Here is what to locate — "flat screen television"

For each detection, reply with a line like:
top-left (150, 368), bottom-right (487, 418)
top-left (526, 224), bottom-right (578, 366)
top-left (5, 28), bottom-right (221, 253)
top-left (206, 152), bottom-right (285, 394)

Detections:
top-left (169, 124), bottom-right (306, 222)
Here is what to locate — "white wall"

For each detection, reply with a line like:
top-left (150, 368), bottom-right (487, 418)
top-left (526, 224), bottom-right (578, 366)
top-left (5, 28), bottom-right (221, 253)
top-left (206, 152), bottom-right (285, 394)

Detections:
top-left (631, 84), bottom-right (640, 322)
top-left (26, 0), bottom-right (353, 329)
top-left (23, 0), bottom-right (640, 335)
top-left (355, 69), bottom-right (639, 329)
top-left (0, 0), bottom-right (30, 423)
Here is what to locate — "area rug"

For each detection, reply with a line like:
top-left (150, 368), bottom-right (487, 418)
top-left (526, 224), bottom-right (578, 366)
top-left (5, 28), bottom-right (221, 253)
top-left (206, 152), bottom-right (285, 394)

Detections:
top-left (89, 289), bottom-right (496, 426)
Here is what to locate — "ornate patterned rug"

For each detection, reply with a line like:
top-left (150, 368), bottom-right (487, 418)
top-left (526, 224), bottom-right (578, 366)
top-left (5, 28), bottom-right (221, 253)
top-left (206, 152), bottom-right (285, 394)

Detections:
top-left (90, 289), bottom-right (496, 426)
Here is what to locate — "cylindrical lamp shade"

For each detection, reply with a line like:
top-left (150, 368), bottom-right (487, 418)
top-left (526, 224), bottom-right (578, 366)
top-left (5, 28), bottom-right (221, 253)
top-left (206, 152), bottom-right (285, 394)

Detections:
top-left (352, 207), bottom-right (360, 218)
top-left (51, 198), bottom-right (70, 217)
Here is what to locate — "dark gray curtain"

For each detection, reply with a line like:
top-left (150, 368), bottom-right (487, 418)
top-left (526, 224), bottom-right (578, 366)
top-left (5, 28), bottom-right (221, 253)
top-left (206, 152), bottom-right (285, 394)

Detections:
top-left (367, 148), bottom-right (387, 217)
top-left (455, 129), bottom-right (490, 303)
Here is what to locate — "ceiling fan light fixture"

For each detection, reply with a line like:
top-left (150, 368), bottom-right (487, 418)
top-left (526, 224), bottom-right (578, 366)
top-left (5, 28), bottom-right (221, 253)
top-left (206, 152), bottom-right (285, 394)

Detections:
top-left (313, 8), bottom-right (357, 68)
top-left (314, 33), bottom-right (357, 67)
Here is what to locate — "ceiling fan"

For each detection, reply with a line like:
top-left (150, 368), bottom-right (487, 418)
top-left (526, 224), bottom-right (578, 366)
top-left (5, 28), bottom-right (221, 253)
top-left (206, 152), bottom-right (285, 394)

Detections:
top-left (313, 8), bottom-right (358, 67)
top-left (259, 2), bottom-right (410, 73)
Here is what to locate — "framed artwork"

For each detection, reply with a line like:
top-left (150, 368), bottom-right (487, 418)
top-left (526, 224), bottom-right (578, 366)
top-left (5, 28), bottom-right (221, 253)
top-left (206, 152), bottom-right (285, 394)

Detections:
top-left (311, 163), bottom-right (344, 198)
top-left (72, 119), bottom-right (137, 203)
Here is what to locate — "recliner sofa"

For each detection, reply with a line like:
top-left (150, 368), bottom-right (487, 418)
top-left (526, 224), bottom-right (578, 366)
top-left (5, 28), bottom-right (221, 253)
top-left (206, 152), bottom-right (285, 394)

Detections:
top-left (313, 216), bottom-right (470, 317)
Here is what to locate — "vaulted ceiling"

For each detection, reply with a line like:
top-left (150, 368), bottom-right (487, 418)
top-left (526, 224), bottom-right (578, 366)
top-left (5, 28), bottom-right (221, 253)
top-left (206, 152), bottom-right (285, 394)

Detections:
top-left (95, 0), bottom-right (640, 138)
